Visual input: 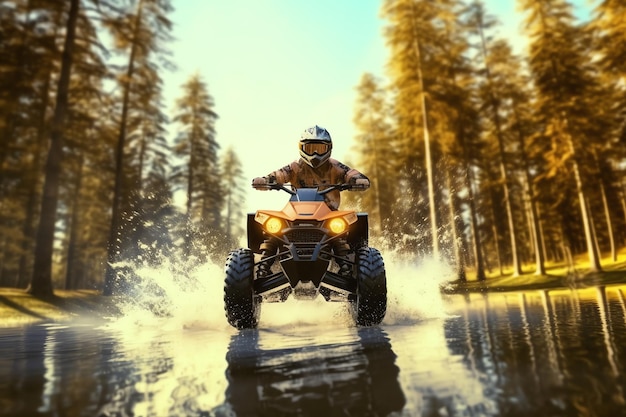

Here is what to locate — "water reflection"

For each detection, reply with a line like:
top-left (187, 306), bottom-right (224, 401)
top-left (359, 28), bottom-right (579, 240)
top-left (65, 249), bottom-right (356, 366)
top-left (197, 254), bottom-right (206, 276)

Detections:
top-left (0, 324), bottom-right (113, 416)
top-left (4, 286), bottom-right (626, 416)
top-left (219, 326), bottom-right (405, 417)
top-left (445, 286), bottom-right (626, 416)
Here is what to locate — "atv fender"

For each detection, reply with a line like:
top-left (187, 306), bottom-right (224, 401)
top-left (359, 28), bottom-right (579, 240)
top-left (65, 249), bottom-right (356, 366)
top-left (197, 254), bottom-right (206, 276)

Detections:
top-left (348, 213), bottom-right (369, 249)
top-left (247, 213), bottom-right (265, 253)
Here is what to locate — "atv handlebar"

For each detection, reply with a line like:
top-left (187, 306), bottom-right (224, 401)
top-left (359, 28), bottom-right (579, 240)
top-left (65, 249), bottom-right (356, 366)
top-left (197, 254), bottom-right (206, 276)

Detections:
top-left (317, 183), bottom-right (353, 194)
top-left (251, 182), bottom-right (362, 193)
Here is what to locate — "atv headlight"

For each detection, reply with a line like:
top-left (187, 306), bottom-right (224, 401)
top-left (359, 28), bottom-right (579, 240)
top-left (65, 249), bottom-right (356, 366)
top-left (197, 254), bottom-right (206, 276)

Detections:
top-left (328, 218), bottom-right (347, 234)
top-left (265, 217), bottom-right (283, 234)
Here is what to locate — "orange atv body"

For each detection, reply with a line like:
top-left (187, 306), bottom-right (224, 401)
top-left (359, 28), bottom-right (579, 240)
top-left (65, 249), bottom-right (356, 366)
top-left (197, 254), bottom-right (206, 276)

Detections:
top-left (223, 184), bottom-right (387, 329)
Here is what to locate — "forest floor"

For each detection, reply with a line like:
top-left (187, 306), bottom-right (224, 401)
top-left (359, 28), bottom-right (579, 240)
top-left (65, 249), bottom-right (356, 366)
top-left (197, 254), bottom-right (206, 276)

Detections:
top-left (0, 288), bottom-right (121, 328)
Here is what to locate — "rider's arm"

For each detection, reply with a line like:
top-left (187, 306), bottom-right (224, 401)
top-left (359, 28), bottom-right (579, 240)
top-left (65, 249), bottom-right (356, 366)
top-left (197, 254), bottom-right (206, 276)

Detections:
top-left (346, 170), bottom-right (370, 188)
top-left (270, 161), bottom-right (300, 184)
top-left (253, 161), bottom-right (298, 188)
top-left (343, 165), bottom-right (370, 190)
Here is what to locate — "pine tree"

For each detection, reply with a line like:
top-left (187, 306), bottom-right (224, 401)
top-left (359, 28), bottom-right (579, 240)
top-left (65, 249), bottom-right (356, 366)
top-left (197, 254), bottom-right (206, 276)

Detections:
top-left (519, 0), bottom-right (604, 271)
top-left (350, 73), bottom-right (396, 240)
top-left (28, 0), bottom-right (81, 296)
top-left (382, 0), bottom-right (438, 257)
top-left (102, 0), bottom-right (173, 295)
top-left (381, 0), bottom-right (488, 279)
top-left (504, 53), bottom-right (547, 275)
top-left (589, 0), bottom-right (626, 255)
top-left (466, 0), bottom-right (523, 276)
top-left (136, 167), bottom-right (178, 266)
top-left (171, 73), bottom-right (220, 260)
top-left (0, 1), bottom-right (63, 287)
top-left (591, 1), bottom-right (626, 82)
top-left (220, 146), bottom-right (246, 247)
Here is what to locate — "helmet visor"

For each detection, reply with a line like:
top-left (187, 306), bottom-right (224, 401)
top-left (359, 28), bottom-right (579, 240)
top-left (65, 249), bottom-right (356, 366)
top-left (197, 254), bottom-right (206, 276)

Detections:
top-left (301, 142), bottom-right (331, 156)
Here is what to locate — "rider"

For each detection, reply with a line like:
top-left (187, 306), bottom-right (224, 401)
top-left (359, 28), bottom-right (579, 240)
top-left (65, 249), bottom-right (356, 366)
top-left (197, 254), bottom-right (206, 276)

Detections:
top-left (252, 125), bottom-right (370, 209)
top-left (252, 124), bottom-right (370, 277)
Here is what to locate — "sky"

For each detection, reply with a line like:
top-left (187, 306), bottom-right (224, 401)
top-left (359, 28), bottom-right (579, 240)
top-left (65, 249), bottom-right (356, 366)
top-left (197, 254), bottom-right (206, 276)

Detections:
top-left (161, 0), bottom-right (592, 214)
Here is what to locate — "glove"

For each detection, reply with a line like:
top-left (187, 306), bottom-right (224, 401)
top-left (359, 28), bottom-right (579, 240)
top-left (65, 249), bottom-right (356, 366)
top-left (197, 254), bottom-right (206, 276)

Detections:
top-left (350, 178), bottom-right (370, 190)
top-left (252, 177), bottom-right (268, 190)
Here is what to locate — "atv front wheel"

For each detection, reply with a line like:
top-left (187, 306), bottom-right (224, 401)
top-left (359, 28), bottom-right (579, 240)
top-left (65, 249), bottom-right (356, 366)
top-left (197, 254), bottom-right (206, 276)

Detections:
top-left (224, 248), bottom-right (260, 329)
top-left (351, 247), bottom-right (387, 326)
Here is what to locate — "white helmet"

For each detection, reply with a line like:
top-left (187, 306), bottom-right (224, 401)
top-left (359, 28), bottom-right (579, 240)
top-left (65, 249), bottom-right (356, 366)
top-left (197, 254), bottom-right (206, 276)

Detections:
top-left (299, 125), bottom-right (332, 168)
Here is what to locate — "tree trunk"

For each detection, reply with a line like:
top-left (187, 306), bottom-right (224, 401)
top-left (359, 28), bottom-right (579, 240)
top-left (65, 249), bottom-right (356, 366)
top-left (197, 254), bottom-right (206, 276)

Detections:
top-left (0, 237), bottom-right (6, 286)
top-left (621, 187), bottom-right (626, 245)
top-left (27, 0), bottom-right (80, 297)
top-left (446, 166), bottom-right (465, 281)
top-left (18, 172), bottom-right (42, 289)
top-left (499, 159), bottom-right (522, 275)
top-left (599, 179), bottom-right (616, 262)
top-left (491, 221), bottom-right (503, 276)
top-left (65, 160), bottom-right (84, 290)
top-left (523, 190), bottom-right (535, 260)
top-left (18, 64), bottom-right (54, 288)
top-left (464, 164), bottom-right (486, 281)
top-left (369, 132), bottom-right (383, 237)
top-left (183, 124), bottom-right (197, 258)
top-left (477, 22), bottom-right (522, 276)
top-left (410, 2), bottom-right (439, 260)
top-left (514, 116), bottom-right (546, 274)
top-left (569, 145), bottom-right (602, 271)
top-left (103, 0), bottom-right (144, 295)
top-left (587, 197), bottom-right (603, 265)
top-left (593, 152), bottom-right (617, 262)
top-left (225, 186), bottom-right (232, 240)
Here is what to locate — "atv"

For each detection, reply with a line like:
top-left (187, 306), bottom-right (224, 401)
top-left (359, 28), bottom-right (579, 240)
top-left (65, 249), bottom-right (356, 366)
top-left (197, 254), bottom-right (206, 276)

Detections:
top-left (223, 182), bottom-right (387, 329)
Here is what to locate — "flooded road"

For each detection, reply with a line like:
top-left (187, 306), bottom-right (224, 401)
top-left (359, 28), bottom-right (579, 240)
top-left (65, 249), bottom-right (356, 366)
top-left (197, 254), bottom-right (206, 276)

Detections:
top-left (2, 262), bottom-right (626, 416)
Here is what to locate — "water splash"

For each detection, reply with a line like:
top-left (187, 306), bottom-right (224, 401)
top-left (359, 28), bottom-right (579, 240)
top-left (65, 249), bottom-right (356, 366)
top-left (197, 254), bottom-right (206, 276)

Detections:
top-left (105, 258), bottom-right (232, 332)
top-left (383, 253), bottom-right (456, 324)
top-left (93, 249), bottom-right (459, 414)
top-left (103, 247), bottom-right (455, 331)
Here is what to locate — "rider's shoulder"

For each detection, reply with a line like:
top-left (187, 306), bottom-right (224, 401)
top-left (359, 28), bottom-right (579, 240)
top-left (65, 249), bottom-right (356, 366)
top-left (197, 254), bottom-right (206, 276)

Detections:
top-left (327, 157), bottom-right (344, 167)
top-left (329, 158), bottom-right (350, 170)
top-left (280, 160), bottom-right (300, 170)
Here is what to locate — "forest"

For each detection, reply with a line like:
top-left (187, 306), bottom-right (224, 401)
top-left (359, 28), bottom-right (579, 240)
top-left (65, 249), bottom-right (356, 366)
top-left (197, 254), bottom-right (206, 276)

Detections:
top-left (0, 0), bottom-right (246, 296)
top-left (0, 0), bottom-right (625, 296)
top-left (346, 0), bottom-right (626, 281)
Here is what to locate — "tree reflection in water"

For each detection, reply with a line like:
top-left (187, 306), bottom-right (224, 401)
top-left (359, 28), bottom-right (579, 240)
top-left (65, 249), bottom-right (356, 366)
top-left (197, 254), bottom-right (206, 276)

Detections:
top-left (444, 286), bottom-right (626, 416)
top-left (3, 286), bottom-right (626, 416)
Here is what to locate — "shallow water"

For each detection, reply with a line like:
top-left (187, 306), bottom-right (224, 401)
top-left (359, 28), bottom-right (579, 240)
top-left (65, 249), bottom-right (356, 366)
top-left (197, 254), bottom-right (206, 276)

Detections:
top-left (2, 260), bottom-right (626, 416)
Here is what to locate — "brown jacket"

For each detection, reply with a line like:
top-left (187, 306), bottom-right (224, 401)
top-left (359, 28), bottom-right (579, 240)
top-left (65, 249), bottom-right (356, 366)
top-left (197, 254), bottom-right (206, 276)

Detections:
top-left (266, 158), bottom-right (369, 210)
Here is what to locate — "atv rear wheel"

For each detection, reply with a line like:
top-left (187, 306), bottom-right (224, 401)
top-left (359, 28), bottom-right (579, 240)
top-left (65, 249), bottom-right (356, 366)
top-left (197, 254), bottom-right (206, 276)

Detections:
top-left (224, 248), bottom-right (260, 329)
top-left (351, 247), bottom-right (387, 326)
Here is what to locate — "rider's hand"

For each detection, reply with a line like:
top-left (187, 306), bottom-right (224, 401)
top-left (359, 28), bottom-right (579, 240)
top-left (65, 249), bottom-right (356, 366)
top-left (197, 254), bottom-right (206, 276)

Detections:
top-left (252, 177), bottom-right (268, 190)
top-left (350, 178), bottom-right (370, 190)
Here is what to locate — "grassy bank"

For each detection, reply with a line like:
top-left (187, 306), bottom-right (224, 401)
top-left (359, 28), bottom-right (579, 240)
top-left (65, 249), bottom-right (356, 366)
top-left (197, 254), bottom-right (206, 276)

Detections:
top-left (0, 288), bottom-right (120, 328)
top-left (443, 250), bottom-right (626, 294)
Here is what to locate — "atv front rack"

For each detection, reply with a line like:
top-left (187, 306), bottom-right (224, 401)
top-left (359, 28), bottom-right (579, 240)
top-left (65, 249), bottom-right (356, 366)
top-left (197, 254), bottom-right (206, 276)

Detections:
top-left (253, 246), bottom-right (357, 302)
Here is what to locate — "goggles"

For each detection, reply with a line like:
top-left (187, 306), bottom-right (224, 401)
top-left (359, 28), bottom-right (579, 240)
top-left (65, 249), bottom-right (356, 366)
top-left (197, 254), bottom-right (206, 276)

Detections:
top-left (301, 142), bottom-right (331, 156)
